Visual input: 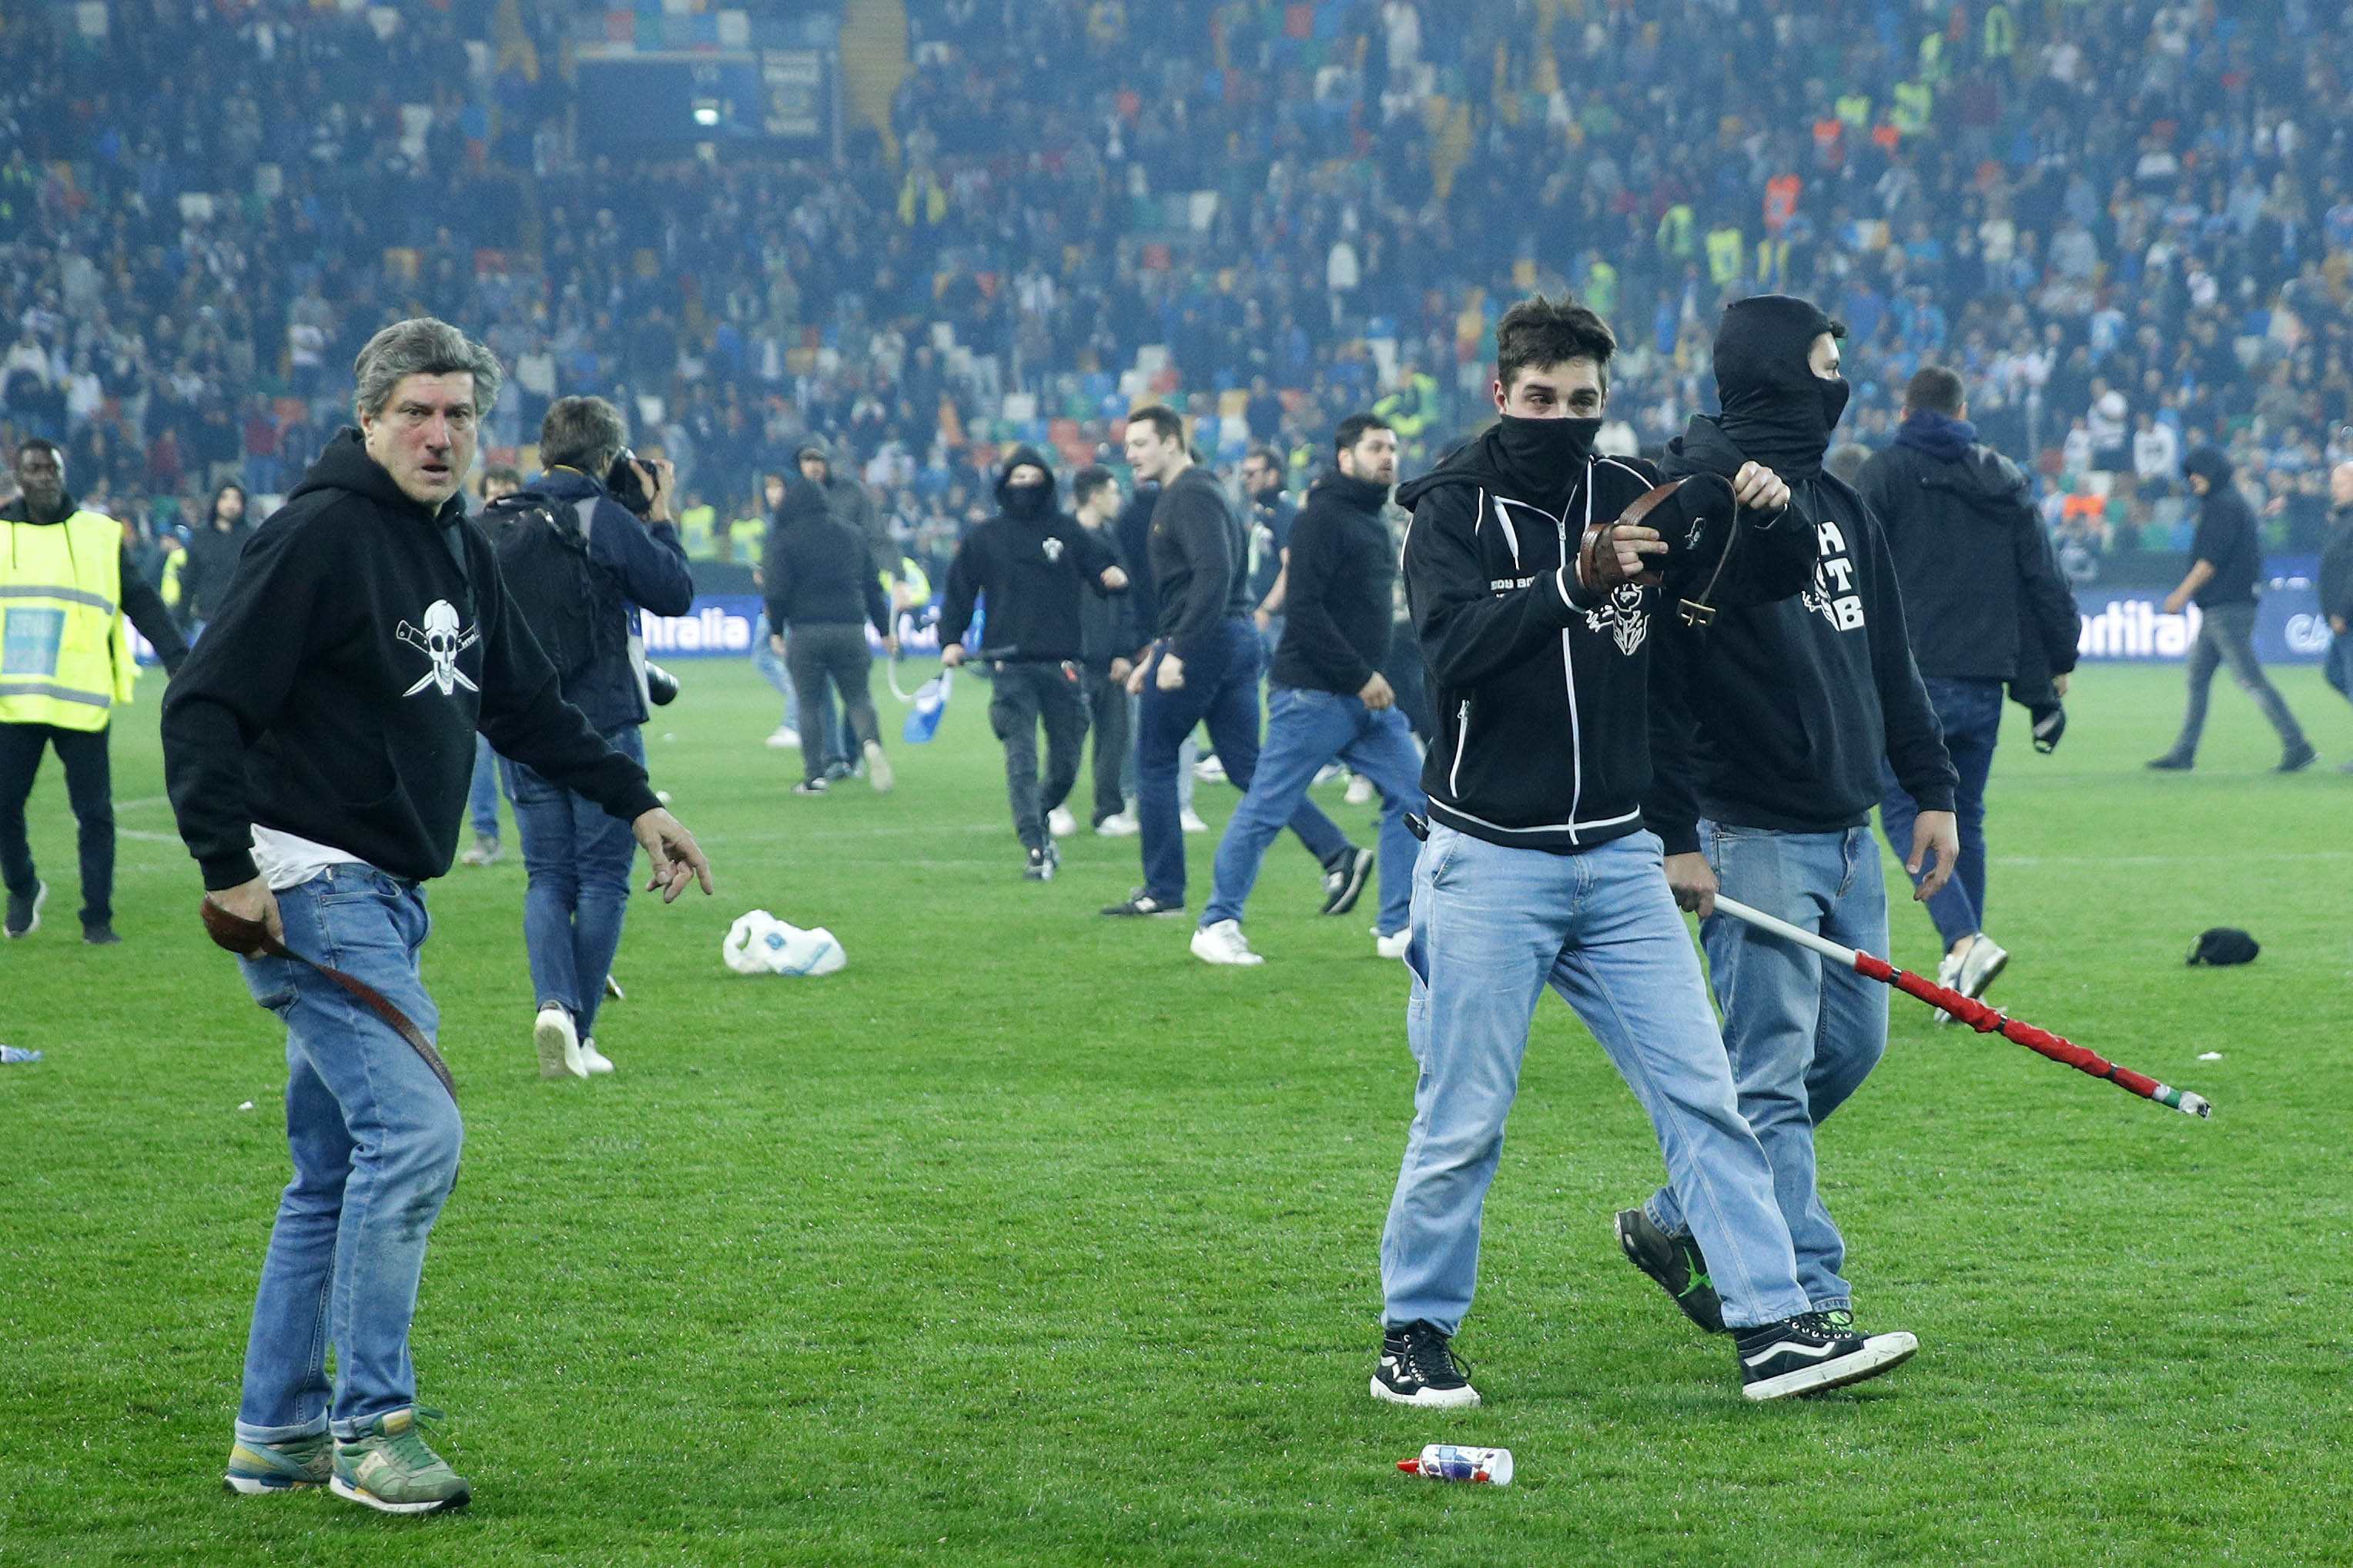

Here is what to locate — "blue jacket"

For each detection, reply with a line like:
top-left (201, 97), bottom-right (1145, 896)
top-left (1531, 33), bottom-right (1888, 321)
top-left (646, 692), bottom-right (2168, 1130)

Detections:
top-left (520, 466), bottom-right (695, 731)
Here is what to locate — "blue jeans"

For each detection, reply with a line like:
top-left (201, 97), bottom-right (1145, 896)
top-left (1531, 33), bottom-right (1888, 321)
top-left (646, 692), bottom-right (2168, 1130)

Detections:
top-left (1202, 685), bottom-right (1426, 937)
top-left (467, 733), bottom-right (509, 841)
top-left (1878, 675), bottom-right (2000, 951)
top-left (1124, 691), bottom-right (1194, 812)
top-left (1381, 826), bottom-right (1811, 1334)
top-left (1645, 822), bottom-right (1888, 1314)
top-left (1136, 617), bottom-right (1348, 904)
top-left (233, 866), bottom-right (463, 1443)
top-left (753, 611), bottom-right (841, 760)
top-left (500, 724), bottom-right (644, 1038)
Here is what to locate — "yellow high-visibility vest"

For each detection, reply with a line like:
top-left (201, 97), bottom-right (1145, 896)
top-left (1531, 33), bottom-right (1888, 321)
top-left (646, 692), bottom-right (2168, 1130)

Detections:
top-left (0, 509), bottom-right (139, 731)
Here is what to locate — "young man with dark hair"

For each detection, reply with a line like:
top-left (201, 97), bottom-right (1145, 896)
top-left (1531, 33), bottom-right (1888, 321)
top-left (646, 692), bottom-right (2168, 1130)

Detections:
top-left (1623, 297), bottom-right (1956, 1361)
top-left (164, 319), bottom-right (712, 1513)
top-left (2147, 447), bottom-right (2316, 771)
top-left (2, 438), bottom-right (189, 943)
top-left (1192, 413), bottom-right (1427, 964)
top-left (1856, 364), bottom-right (2079, 1006)
top-left (1070, 464), bottom-right (1140, 832)
top-left (938, 446), bottom-right (1129, 879)
top-left (1375, 294), bottom-right (1917, 1408)
top-left (1240, 445), bottom-right (1296, 654)
top-left (1103, 406), bottom-right (1365, 918)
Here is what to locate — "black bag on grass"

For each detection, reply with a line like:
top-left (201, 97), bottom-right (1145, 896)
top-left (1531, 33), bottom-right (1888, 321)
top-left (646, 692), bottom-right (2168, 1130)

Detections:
top-left (2187, 928), bottom-right (2260, 966)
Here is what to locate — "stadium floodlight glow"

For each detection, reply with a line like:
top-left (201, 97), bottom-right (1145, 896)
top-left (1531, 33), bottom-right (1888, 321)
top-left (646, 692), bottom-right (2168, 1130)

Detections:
top-left (1710, 895), bottom-right (2214, 1119)
top-left (691, 99), bottom-right (722, 127)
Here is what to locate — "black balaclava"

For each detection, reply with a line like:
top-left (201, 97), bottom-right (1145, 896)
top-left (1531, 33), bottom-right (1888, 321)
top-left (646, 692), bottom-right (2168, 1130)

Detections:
top-left (1712, 296), bottom-right (1849, 481)
top-left (994, 443), bottom-right (1059, 521)
top-left (1492, 415), bottom-right (1603, 511)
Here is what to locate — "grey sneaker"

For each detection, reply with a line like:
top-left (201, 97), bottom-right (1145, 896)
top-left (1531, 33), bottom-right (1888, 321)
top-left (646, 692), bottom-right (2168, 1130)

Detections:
top-left (224, 1432), bottom-right (333, 1494)
top-left (457, 834), bottom-right (503, 867)
top-left (4, 879), bottom-right (47, 938)
top-left (330, 1408), bottom-right (470, 1515)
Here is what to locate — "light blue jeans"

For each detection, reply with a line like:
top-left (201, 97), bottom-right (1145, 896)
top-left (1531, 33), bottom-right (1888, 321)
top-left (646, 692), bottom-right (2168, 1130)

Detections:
top-left (466, 733), bottom-right (508, 841)
top-left (1645, 821), bottom-right (1889, 1314)
top-left (1381, 825), bottom-right (1810, 1335)
top-left (500, 723), bottom-right (644, 1038)
top-left (1202, 684), bottom-right (1426, 937)
top-left (233, 866), bottom-right (463, 1443)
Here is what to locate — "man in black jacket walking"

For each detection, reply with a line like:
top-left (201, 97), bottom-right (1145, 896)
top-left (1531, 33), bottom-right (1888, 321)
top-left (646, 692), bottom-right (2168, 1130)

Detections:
top-left (2148, 447), bottom-right (2316, 771)
top-left (162, 319), bottom-right (711, 1514)
top-left (1071, 465), bottom-right (1140, 831)
top-left (937, 445), bottom-right (1129, 879)
top-left (177, 481), bottom-right (253, 636)
top-left (1857, 366), bottom-right (2079, 1007)
top-left (764, 474), bottom-right (899, 796)
top-left (2321, 462), bottom-right (2353, 743)
top-left (1375, 295), bottom-right (1918, 1409)
top-left (1625, 296), bottom-right (1958, 1356)
top-left (1102, 405), bottom-right (1361, 918)
top-left (1190, 413), bottom-right (1426, 965)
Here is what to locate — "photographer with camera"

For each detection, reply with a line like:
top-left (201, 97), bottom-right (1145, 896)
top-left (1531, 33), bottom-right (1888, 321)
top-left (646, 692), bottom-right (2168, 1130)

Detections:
top-left (490, 395), bottom-right (695, 1079)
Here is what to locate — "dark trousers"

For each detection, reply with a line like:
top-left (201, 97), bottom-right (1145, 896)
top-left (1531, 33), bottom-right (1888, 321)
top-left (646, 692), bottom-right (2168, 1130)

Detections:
top-left (1083, 665), bottom-right (1130, 824)
top-left (0, 720), bottom-right (113, 928)
top-left (1878, 676), bottom-right (2002, 952)
top-left (1137, 617), bottom-right (1351, 905)
top-left (2168, 600), bottom-right (2308, 758)
top-left (990, 660), bottom-right (1091, 850)
top-left (786, 624), bottom-right (880, 783)
top-left (2326, 633), bottom-right (2353, 704)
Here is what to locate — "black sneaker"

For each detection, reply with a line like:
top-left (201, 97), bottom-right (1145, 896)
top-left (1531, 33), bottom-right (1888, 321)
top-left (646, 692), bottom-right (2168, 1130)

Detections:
top-left (2144, 753), bottom-right (2193, 771)
top-left (1614, 1209), bottom-right (1724, 1333)
top-left (4, 880), bottom-right (45, 938)
top-left (1024, 845), bottom-right (1059, 882)
top-left (1100, 889), bottom-right (1182, 917)
top-left (2278, 741), bottom-right (2319, 773)
top-left (1371, 1320), bottom-right (1481, 1409)
top-left (82, 922), bottom-right (122, 946)
top-left (1735, 1309), bottom-right (1917, 1402)
top-left (792, 778), bottom-right (829, 797)
top-left (1320, 848), bottom-right (1374, 916)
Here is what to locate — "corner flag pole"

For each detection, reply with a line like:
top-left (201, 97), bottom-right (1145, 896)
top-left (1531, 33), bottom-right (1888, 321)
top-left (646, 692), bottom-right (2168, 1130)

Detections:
top-left (1709, 894), bottom-right (2213, 1120)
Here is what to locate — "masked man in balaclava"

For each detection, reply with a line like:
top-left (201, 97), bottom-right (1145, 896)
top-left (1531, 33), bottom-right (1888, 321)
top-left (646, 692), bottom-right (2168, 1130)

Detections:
top-left (1374, 294), bottom-right (1920, 1409)
top-left (1620, 295), bottom-right (1960, 1354)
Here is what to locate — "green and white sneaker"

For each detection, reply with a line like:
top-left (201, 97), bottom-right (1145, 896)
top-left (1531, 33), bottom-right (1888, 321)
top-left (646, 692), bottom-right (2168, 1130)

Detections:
top-left (330, 1408), bottom-right (470, 1515)
top-left (223, 1432), bottom-right (333, 1493)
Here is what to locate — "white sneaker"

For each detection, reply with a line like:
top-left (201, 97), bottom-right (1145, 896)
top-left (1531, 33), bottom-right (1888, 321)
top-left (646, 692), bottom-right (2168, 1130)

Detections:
top-left (765, 726), bottom-right (801, 749)
top-left (534, 1005), bottom-right (584, 1079)
top-left (1956, 935), bottom-right (2009, 1000)
top-left (1047, 805), bottom-right (1077, 837)
top-left (1930, 949), bottom-right (1963, 1025)
top-left (1344, 774), bottom-right (1375, 805)
top-left (1095, 811), bottom-right (1140, 837)
top-left (863, 740), bottom-right (895, 794)
top-left (1180, 808), bottom-right (1209, 834)
top-left (1310, 764), bottom-right (1345, 787)
top-left (1190, 918), bottom-right (1264, 966)
top-left (1193, 755), bottom-right (1227, 784)
top-left (1374, 928), bottom-right (1410, 960)
top-left (577, 1038), bottom-right (615, 1075)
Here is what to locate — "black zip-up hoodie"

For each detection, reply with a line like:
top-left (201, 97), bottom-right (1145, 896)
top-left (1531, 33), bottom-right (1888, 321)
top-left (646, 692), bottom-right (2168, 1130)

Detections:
top-left (162, 429), bottom-right (661, 891)
top-left (1270, 469), bottom-right (1394, 696)
top-left (1398, 425), bottom-right (1813, 853)
top-left (761, 475), bottom-right (890, 634)
top-left (1646, 416), bottom-right (1956, 853)
top-left (1146, 464), bottom-right (1250, 661)
top-left (938, 445), bottom-right (1123, 663)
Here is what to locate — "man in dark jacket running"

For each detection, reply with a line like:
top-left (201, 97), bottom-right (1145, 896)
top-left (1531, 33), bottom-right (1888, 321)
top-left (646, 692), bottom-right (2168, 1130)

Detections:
top-left (1190, 412), bottom-right (1426, 965)
top-left (2148, 447), bottom-right (2316, 771)
top-left (763, 473), bottom-right (898, 795)
top-left (937, 444), bottom-right (1129, 880)
top-left (1374, 294), bottom-right (1918, 1410)
top-left (1625, 296), bottom-right (1958, 1354)
top-left (1857, 366), bottom-right (2080, 1005)
top-left (163, 319), bottom-right (711, 1515)
top-left (499, 394), bottom-right (696, 1078)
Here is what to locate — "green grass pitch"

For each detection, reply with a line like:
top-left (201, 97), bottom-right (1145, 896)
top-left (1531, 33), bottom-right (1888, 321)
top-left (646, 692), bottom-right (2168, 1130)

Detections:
top-left (3, 657), bottom-right (2350, 1566)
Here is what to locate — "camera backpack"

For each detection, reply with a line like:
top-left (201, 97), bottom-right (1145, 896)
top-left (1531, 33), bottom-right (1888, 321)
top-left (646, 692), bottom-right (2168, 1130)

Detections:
top-left (486, 493), bottom-right (624, 680)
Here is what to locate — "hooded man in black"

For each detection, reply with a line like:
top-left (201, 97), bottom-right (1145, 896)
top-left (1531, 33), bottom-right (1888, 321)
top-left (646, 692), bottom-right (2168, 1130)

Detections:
top-left (937, 445), bottom-right (1128, 878)
top-left (1374, 295), bottom-right (1920, 1412)
top-left (763, 472), bottom-right (898, 795)
top-left (2321, 462), bottom-right (2353, 730)
top-left (2148, 446), bottom-right (2315, 771)
top-left (1622, 295), bottom-right (1958, 1346)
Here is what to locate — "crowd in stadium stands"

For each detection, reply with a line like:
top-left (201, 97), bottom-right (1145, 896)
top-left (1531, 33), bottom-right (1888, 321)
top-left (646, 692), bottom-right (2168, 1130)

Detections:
top-left (4, 0), bottom-right (2353, 603)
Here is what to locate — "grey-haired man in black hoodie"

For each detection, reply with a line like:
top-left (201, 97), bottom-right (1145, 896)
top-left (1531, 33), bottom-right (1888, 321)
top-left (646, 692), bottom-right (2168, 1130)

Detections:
top-left (1622, 296), bottom-right (1957, 1351)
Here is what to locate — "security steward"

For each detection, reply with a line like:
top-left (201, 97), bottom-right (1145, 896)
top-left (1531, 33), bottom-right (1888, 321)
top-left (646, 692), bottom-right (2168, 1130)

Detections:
top-left (2, 437), bottom-right (189, 942)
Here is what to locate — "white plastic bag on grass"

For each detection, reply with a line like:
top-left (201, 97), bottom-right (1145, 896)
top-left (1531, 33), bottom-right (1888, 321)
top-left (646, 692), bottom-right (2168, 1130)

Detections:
top-left (722, 911), bottom-right (848, 977)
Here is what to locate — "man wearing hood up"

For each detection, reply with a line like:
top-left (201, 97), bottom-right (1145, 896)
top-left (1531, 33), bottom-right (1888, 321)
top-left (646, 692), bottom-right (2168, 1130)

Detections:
top-left (1375, 294), bottom-right (1920, 1410)
top-left (2147, 446), bottom-right (2315, 771)
top-left (1622, 296), bottom-right (1956, 1356)
top-left (937, 446), bottom-right (1129, 879)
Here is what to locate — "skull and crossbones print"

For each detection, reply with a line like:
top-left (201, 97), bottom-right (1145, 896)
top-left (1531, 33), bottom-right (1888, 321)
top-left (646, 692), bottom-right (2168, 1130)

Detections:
top-left (397, 599), bottom-right (480, 697)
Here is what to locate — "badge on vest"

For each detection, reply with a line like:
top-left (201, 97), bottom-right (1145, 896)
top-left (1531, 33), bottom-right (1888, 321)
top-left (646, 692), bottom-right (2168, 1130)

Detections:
top-left (2, 608), bottom-right (65, 677)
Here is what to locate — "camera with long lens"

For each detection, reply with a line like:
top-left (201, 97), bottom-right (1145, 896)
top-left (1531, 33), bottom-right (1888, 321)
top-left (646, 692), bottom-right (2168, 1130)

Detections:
top-left (606, 446), bottom-right (653, 515)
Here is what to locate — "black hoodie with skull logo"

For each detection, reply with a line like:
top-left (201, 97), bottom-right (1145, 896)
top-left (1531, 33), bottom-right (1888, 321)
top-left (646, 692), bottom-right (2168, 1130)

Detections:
top-left (1646, 296), bottom-right (1956, 856)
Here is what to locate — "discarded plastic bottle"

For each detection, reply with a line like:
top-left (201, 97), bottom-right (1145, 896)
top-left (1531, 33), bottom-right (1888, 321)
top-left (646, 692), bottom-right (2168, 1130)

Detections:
top-left (0, 1045), bottom-right (42, 1065)
top-left (1397, 1444), bottom-right (1512, 1486)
